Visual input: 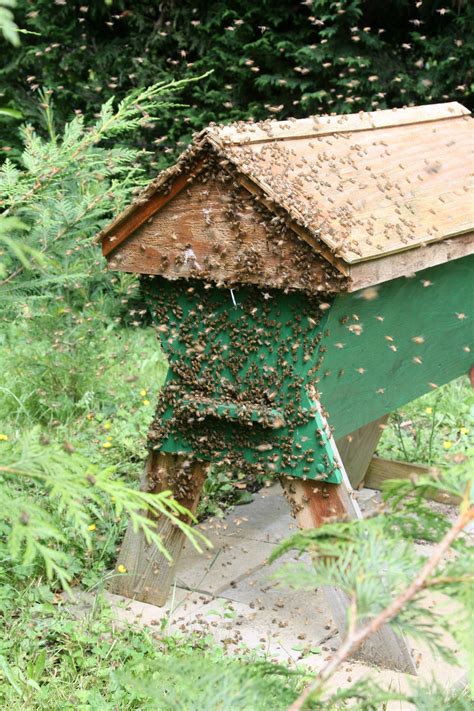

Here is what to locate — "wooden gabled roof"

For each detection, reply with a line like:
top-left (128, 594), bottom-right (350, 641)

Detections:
top-left (98, 102), bottom-right (473, 282)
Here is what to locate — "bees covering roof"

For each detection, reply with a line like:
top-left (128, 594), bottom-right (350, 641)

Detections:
top-left (99, 102), bottom-right (473, 284)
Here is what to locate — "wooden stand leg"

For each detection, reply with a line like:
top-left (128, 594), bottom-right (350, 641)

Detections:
top-left (335, 414), bottom-right (388, 490)
top-left (108, 451), bottom-right (207, 606)
top-left (281, 473), bottom-right (417, 674)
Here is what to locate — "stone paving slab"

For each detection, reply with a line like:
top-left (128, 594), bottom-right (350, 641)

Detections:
top-left (104, 589), bottom-right (213, 631)
top-left (198, 482), bottom-right (299, 544)
top-left (174, 594), bottom-right (337, 665)
top-left (79, 482), bottom-right (466, 708)
top-left (176, 533), bottom-right (277, 595)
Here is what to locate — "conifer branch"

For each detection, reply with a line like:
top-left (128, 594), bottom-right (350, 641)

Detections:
top-left (287, 498), bottom-right (473, 711)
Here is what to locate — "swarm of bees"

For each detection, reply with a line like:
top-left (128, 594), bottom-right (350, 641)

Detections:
top-left (145, 276), bottom-right (341, 485)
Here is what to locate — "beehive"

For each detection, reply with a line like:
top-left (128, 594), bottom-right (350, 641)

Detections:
top-left (99, 104), bottom-right (473, 665)
top-left (99, 101), bottom-right (473, 485)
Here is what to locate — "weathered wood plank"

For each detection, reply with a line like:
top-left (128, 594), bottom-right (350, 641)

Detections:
top-left (106, 175), bottom-right (341, 293)
top-left (108, 452), bottom-right (208, 606)
top-left (282, 478), bottom-right (356, 527)
top-left (102, 163), bottom-right (204, 256)
top-left (364, 456), bottom-right (461, 505)
top-left (347, 232), bottom-right (474, 291)
top-left (336, 415), bottom-right (389, 489)
top-left (213, 102), bottom-right (469, 144)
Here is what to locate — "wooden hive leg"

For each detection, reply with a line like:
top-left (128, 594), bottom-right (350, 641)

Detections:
top-left (281, 469), bottom-right (417, 674)
top-left (108, 451), bottom-right (208, 606)
top-left (335, 414), bottom-right (388, 490)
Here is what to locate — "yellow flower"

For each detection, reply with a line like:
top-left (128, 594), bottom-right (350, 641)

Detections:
top-left (102, 441), bottom-right (112, 449)
top-left (459, 427), bottom-right (469, 435)
top-left (103, 421), bottom-right (111, 430)
top-left (117, 564), bottom-right (127, 574)
top-left (86, 413), bottom-right (94, 421)
top-left (140, 388), bottom-right (148, 397)
top-left (88, 523), bottom-right (96, 531)
top-left (0, 434), bottom-right (9, 441)
top-left (424, 407), bottom-right (433, 415)
top-left (107, 435), bottom-right (113, 441)
top-left (443, 441), bottom-right (453, 450)
top-left (142, 399), bottom-right (150, 406)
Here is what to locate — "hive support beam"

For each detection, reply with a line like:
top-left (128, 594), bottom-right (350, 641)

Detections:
top-left (364, 456), bottom-right (460, 505)
top-left (108, 452), bottom-right (208, 606)
top-left (335, 414), bottom-right (389, 490)
top-left (281, 470), bottom-right (416, 674)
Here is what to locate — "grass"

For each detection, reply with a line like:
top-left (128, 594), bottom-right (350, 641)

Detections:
top-left (378, 376), bottom-right (473, 466)
top-left (0, 580), bottom-right (308, 710)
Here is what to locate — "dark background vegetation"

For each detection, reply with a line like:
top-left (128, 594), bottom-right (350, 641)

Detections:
top-left (2, 0), bottom-right (473, 166)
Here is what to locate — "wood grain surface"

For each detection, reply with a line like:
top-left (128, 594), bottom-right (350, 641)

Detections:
top-left (108, 452), bottom-right (208, 606)
top-left (107, 175), bottom-right (341, 293)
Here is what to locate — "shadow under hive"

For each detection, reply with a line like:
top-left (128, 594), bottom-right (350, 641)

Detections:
top-left (96, 101), bottom-right (474, 673)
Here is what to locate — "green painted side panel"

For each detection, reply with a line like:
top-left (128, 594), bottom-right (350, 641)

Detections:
top-left (143, 278), bottom-right (341, 483)
top-left (318, 255), bottom-right (474, 438)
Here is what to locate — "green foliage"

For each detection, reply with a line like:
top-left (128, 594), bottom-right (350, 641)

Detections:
top-left (198, 465), bottom-right (262, 519)
top-left (122, 650), bottom-right (304, 711)
top-left (405, 682), bottom-right (472, 711)
top-left (0, 427), bottom-right (207, 588)
top-left (1, 1), bottom-right (472, 163)
top-left (0, 84), bottom-right (211, 590)
top-left (0, 0), bottom-right (19, 46)
top-left (0, 215), bottom-right (35, 276)
top-left (378, 377), bottom-right (474, 465)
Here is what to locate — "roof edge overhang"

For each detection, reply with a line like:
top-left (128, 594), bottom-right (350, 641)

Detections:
top-left (97, 141), bottom-right (208, 256)
top-left (213, 101), bottom-right (470, 146)
top-left (347, 231), bottom-right (474, 292)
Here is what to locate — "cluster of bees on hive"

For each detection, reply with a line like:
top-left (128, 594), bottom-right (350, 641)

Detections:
top-left (133, 122), bottom-right (358, 484)
top-left (144, 276), bottom-right (340, 484)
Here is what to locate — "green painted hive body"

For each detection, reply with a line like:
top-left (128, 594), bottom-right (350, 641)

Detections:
top-left (317, 254), bottom-right (474, 438)
top-left (144, 278), bottom-right (343, 483)
top-left (143, 254), bottom-right (473, 482)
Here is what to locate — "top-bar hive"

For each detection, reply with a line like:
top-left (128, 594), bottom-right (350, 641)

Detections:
top-left (99, 102), bottom-right (473, 291)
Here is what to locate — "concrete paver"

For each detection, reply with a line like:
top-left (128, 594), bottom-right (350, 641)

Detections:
top-left (82, 482), bottom-right (466, 705)
top-left (199, 483), bottom-right (298, 544)
top-left (176, 533), bottom-right (277, 595)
